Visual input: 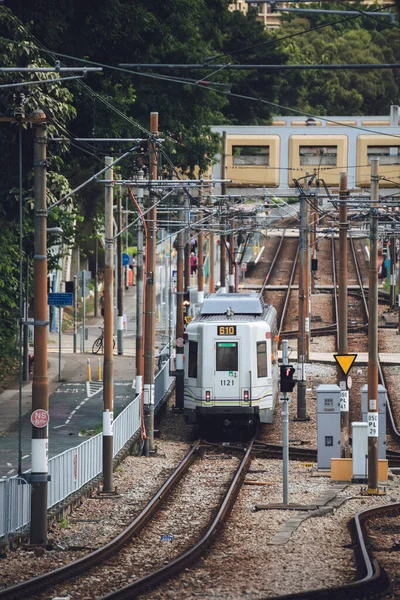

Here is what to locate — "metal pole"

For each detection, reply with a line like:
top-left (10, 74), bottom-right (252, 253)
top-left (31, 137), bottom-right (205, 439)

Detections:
top-left (209, 231), bottom-right (215, 293)
top-left (282, 340), bottom-right (289, 505)
top-left (305, 197), bottom-right (311, 360)
top-left (125, 189), bottom-right (129, 290)
top-left (94, 237), bottom-right (98, 317)
top-left (30, 109), bottom-right (49, 546)
top-left (228, 233), bottom-right (234, 293)
top-left (390, 224), bottom-right (396, 309)
top-left (82, 271), bottom-right (86, 353)
top-left (23, 256), bottom-right (30, 382)
top-left (198, 229), bottom-right (204, 304)
top-left (368, 158), bottom-right (379, 494)
top-left (103, 156), bottom-right (114, 492)
top-left (297, 192), bottom-right (307, 420)
top-left (220, 132), bottom-right (227, 294)
top-left (143, 112), bottom-right (158, 454)
top-left (175, 192), bottom-right (185, 410)
top-left (338, 172), bottom-right (349, 457)
top-left (136, 170), bottom-right (144, 386)
top-left (117, 188), bottom-right (124, 355)
top-left (164, 231), bottom-right (170, 336)
top-left (58, 307), bottom-right (62, 382)
top-left (73, 275), bottom-right (77, 353)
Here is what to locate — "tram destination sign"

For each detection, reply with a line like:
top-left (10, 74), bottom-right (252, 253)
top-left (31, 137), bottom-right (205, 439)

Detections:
top-left (217, 325), bottom-right (237, 336)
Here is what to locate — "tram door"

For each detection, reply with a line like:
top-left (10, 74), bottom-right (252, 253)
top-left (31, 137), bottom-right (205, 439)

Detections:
top-left (214, 339), bottom-right (240, 401)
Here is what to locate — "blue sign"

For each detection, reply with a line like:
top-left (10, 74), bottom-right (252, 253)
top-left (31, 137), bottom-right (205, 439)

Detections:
top-left (122, 253), bottom-right (130, 266)
top-left (48, 293), bottom-right (73, 306)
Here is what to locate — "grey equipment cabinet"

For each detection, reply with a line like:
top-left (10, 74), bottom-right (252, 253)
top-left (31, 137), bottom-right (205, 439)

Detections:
top-left (317, 384), bottom-right (341, 470)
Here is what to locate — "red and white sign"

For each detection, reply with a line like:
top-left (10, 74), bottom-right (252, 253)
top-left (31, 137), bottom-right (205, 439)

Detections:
top-left (31, 409), bottom-right (49, 428)
top-left (176, 337), bottom-right (184, 348)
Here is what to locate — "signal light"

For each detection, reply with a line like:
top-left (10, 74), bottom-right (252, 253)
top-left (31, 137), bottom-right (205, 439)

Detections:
top-left (205, 391), bottom-right (211, 402)
top-left (280, 365), bottom-right (296, 393)
top-left (243, 390), bottom-right (249, 402)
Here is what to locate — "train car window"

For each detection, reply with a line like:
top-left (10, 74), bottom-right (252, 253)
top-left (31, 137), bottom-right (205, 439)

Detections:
top-left (299, 146), bottom-right (337, 166)
top-left (232, 145), bottom-right (269, 166)
top-left (216, 342), bottom-right (238, 371)
top-left (257, 341), bottom-right (268, 378)
top-left (188, 341), bottom-right (198, 378)
top-left (368, 146), bottom-right (400, 165)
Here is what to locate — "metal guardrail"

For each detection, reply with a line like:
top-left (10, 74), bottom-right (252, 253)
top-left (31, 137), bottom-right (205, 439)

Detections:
top-left (0, 350), bottom-right (174, 541)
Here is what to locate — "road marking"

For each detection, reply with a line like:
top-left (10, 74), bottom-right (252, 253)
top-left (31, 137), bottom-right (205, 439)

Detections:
top-left (53, 424), bottom-right (67, 429)
top-left (22, 454), bottom-right (30, 459)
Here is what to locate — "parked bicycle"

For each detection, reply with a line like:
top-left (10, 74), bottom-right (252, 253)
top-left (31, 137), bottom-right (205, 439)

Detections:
top-left (92, 327), bottom-right (115, 354)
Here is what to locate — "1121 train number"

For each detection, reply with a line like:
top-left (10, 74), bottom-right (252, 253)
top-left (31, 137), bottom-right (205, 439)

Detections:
top-left (220, 379), bottom-right (235, 386)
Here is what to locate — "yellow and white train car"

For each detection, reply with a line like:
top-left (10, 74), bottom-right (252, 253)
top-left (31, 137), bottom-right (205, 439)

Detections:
top-left (211, 105), bottom-right (400, 195)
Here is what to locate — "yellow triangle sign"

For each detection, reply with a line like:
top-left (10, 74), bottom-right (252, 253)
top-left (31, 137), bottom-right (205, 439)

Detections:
top-left (334, 353), bottom-right (357, 376)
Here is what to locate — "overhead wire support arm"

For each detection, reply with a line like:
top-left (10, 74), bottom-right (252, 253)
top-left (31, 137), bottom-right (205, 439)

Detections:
top-left (120, 63), bottom-right (400, 71)
top-left (0, 67), bottom-right (103, 72)
top-left (0, 75), bottom-right (88, 90)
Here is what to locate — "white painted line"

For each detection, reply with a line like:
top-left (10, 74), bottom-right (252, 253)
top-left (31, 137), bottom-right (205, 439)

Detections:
top-left (53, 424), bottom-right (67, 429)
top-left (22, 454), bottom-right (30, 459)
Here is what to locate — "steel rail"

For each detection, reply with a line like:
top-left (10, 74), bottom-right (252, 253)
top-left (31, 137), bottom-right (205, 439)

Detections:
top-left (259, 229), bottom-right (287, 297)
top-left (99, 438), bottom-right (256, 600)
top-left (0, 440), bottom-right (202, 600)
top-left (350, 237), bottom-right (400, 443)
top-left (278, 245), bottom-right (299, 337)
top-left (258, 502), bottom-right (395, 600)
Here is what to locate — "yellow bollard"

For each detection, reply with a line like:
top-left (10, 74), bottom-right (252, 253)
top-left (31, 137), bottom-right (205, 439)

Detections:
top-left (87, 358), bottom-right (91, 382)
top-left (98, 357), bottom-right (102, 382)
top-left (157, 306), bottom-right (161, 323)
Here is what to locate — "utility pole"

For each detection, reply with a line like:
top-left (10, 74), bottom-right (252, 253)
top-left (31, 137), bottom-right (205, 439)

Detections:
top-left (175, 192), bottom-right (185, 409)
top-left (220, 132), bottom-right (227, 294)
top-left (338, 172), bottom-right (349, 457)
top-left (390, 223), bottom-right (396, 309)
top-left (297, 190), bottom-right (307, 420)
top-left (228, 233), bottom-right (234, 293)
top-left (30, 109), bottom-right (49, 546)
top-left (135, 170), bottom-right (144, 392)
top-left (103, 156), bottom-right (114, 493)
top-left (198, 227), bottom-right (204, 304)
top-left (143, 112), bottom-right (158, 455)
top-left (209, 230), bottom-right (215, 293)
top-left (184, 195), bottom-right (191, 291)
top-left (94, 237), bottom-right (98, 317)
top-left (117, 187), bottom-right (124, 355)
top-left (368, 158), bottom-right (379, 494)
top-left (197, 183), bottom-right (204, 304)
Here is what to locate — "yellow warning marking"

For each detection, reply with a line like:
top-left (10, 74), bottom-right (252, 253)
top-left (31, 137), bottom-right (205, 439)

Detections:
top-left (334, 353), bottom-right (357, 376)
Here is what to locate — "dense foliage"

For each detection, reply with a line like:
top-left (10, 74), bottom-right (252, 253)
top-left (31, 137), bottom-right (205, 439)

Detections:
top-left (0, 1), bottom-right (398, 374)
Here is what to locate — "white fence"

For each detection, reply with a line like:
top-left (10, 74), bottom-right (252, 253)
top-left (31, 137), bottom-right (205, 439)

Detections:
top-left (0, 353), bottom-right (174, 541)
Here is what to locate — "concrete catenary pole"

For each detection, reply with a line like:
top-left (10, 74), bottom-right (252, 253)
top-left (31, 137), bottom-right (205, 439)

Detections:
top-left (135, 170), bottom-right (144, 393)
top-left (117, 188), bottom-right (124, 355)
top-left (30, 109), bottom-right (49, 546)
top-left (143, 112), bottom-right (158, 454)
top-left (175, 192), bottom-right (185, 409)
top-left (103, 156), bottom-right (114, 492)
top-left (297, 191), bottom-right (307, 420)
top-left (338, 172), bottom-right (349, 456)
top-left (368, 158), bottom-right (379, 494)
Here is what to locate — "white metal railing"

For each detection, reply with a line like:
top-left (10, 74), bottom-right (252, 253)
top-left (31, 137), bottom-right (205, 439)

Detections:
top-left (0, 351), bottom-right (174, 541)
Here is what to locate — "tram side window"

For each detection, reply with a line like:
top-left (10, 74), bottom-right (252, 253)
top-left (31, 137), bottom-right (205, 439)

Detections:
top-left (216, 342), bottom-right (238, 371)
top-left (257, 341), bottom-right (268, 378)
top-left (299, 146), bottom-right (337, 166)
top-left (188, 341), bottom-right (198, 378)
top-left (232, 145), bottom-right (269, 166)
top-left (368, 146), bottom-right (400, 165)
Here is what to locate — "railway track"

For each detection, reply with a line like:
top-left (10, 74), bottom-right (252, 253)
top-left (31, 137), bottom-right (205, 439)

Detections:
top-left (260, 230), bottom-right (299, 334)
top-left (0, 439), bottom-right (255, 600)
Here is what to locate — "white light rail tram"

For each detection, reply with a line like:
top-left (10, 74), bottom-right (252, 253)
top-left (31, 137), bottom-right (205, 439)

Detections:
top-left (183, 293), bottom-right (279, 433)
